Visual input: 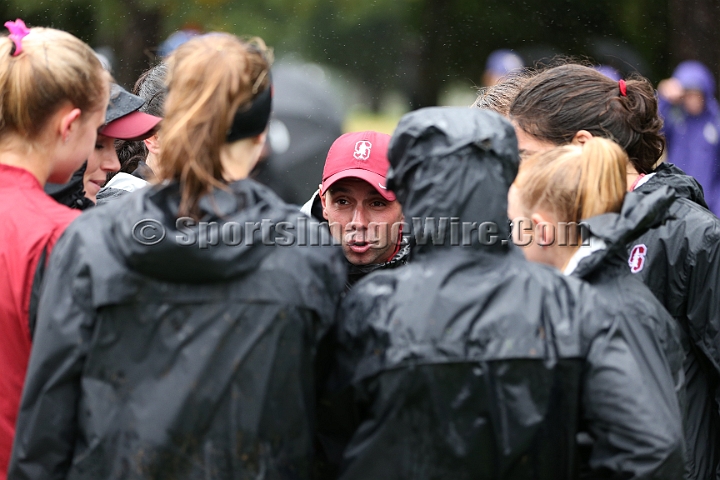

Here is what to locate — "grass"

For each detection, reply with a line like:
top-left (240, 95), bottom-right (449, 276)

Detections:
top-left (343, 110), bottom-right (405, 135)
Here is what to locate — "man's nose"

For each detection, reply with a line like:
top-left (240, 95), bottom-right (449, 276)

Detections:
top-left (348, 206), bottom-right (368, 229)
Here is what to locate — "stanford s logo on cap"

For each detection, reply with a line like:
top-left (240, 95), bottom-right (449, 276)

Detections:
top-left (628, 244), bottom-right (647, 274)
top-left (321, 131), bottom-right (396, 202)
top-left (354, 141), bottom-right (372, 160)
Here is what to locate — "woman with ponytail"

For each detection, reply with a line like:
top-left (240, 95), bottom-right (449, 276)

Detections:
top-left (510, 64), bottom-right (720, 479)
top-left (10, 33), bottom-right (345, 480)
top-left (509, 141), bottom-right (685, 472)
top-left (0, 20), bottom-right (109, 479)
top-left (511, 138), bottom-right (685, 477)
top-left (509, 138), bottom-right (628, 271)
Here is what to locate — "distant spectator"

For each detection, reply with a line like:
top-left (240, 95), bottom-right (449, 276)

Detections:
top-left (658, 60), bottom-right (720, 214)
top-left (482, 49), bottom-right (524, 86)
top-left (158, 24), bottom-right (202, 57)
top-left (94, 47), bottom-right (113, 73)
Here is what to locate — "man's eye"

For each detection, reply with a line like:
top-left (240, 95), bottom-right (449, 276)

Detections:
top-left (370, 201), bottom-right (387, 208)
top-left (95, 144), bottom-right (103, 150)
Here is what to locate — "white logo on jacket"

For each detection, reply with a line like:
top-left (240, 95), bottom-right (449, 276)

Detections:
top-left (628, 244), bottom-right (648, 273)
top-left (354, 141), bottom-right (372, 160)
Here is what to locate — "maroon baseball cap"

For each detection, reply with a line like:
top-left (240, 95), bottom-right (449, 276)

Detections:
top-left (320, 131), bottom-right (396, 201)
top-left (100, 111), bottom-right (161, 141)
top-left (99, 84), bottom-right (162, 141)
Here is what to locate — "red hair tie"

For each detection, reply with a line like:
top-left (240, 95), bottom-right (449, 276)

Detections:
top-left (618, 79), bottom-right (627, 97)
top-left (5, 19), bottom-right (29, 57)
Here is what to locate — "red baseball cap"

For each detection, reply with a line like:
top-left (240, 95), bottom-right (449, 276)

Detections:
top-left (100, 111), bottom-right (161, 141)
top-left (320, 131), bottom-right (396, 201)
top-left (98, 84), bottom-right (162, 141)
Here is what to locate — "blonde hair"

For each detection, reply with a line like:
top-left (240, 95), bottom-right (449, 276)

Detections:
top-left (0, 27), bottom-right (107, 141)
top-left (158, 33), bottom-right (273, 219)
top-left (513, 137), bottom-right (627, 222)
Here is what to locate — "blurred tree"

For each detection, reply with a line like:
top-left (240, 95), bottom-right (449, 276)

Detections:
top-left (668, 0), bottom-right (720, 90)
top-left (5, 0), bottom-right (162, 88)
top-left (301, 0), bottom-right (672, 108)
top-left (100, 0), bottom-right (162, 89)
top-left (2, 0), bottom-right (678, 106)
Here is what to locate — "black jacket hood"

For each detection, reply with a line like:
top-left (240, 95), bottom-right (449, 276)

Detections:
top-left (97, 178), bottom-right (333, 283)
top-left (573, 187), bottom-right (677, 277)
top-left (387, 107), bottom-right (519, 251)
top-left (638, 162), bottom-right (709, 209)
top-left (11, 177), bottom-right (346, 480)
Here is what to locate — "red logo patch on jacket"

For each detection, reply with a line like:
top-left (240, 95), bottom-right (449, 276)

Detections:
top-left (628, 244), bottom-right (648, 273)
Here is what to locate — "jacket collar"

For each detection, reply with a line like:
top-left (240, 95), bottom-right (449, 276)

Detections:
top-left (572, 186), bottom-right (676, 278)
top-left (346, 238), bottom-right (411, 289)
top-left (635, 162), bottom-right (708, 209)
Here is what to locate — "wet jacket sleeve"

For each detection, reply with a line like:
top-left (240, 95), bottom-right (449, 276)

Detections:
top-left (685, 229), bottom-right (720, 479)
top-left (8, 231), bottom-right (94, 480)
top-left (315, 283), bottom-right (379, 479)
top-left (686, 231), bottom-right (720, 372)
top-left (581, 314), bottom-right (685, 479)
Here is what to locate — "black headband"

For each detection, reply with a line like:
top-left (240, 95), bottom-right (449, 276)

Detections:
top-left (226, 77), bottom-right (273, 143)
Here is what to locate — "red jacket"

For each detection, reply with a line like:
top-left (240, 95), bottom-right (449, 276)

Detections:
top-left (0, 164), bottom-right (80, 478)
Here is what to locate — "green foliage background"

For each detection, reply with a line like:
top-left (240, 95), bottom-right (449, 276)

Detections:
top-left (0, 0), bottom-right (686, 108)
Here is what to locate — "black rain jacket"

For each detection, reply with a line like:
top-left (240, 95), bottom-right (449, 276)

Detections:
top-left (629, 162), bottom-right (720, 479)
top-left (319, 107), bottom-right (684, 480)
top-left (571, 188), bottom-right (687, 475)
top-left (9, 179), bottom-right (346, 480)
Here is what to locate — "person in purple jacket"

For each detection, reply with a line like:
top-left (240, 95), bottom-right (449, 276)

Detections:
top-left (658, 60), bottom-right (720, 215)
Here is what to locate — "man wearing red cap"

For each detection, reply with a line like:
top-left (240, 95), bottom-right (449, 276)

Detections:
top-left (302, 131), bottom-right (409, 288)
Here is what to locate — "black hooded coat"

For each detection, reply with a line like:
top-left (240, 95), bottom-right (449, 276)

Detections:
top-left (570, 187), bottom-right (687, 475)
top-left (628, 162), bottom-right (720, 479)
top-left (319, 108), bottom-right (684, 479)
top-left (9, 179), bottom-right (346, 479)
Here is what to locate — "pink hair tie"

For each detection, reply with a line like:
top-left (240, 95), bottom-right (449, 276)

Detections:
top-left (5, 19), bottom-right (29, 57)
top-left (618, 79), bottom-right (627, 97)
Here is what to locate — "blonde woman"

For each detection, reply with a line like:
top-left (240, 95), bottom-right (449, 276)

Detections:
top-left (10, 33), bottom-right (345, 479)
top-left (509, 137), bottom-right (685, 477)
top-left (510, 65), bottom-right (720, 478)
top-left (0, 20), bottom-right (109, 478)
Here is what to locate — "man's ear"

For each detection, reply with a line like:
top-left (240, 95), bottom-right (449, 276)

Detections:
top-left (144, 134), bottom-right (161, 155)
top-left (319, 190), bottom-right (329, 220)
top-left (571, 130), bottom-right (594, 146)
top-left (59, 107), bottom-right (82, 142)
